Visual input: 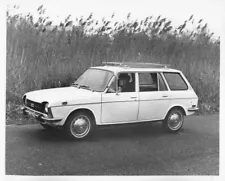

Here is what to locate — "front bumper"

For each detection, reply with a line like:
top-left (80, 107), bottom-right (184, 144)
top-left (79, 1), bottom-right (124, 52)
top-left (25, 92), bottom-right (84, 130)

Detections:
top-left (187, 107), bottom-right (199, 112)
top-left (21, 106), bottom-right (62, 123)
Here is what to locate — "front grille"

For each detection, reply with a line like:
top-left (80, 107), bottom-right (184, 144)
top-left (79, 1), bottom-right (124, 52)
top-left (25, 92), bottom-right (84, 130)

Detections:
top-left (26, 99), bottom-right (44, 113)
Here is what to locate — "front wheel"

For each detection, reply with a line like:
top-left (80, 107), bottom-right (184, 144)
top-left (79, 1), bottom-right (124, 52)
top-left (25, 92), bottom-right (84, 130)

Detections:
top-left (163, 108), bottom-right (184, 133)
top-left (64, 111), bottom-right (95, 140)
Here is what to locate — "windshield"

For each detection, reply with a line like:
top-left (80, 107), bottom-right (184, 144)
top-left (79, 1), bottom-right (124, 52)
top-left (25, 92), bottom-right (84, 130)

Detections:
top-left (73, 68), bottom-right (114, 92)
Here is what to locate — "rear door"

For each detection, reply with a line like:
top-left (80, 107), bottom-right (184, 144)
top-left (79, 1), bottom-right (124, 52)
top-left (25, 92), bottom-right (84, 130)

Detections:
top-left (137, 72), bottom-right (170, 121)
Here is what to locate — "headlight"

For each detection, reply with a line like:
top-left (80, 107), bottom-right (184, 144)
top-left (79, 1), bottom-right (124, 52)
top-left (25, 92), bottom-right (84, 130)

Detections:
top-left (47, 108), bottom-right (53, 118)
top-left (44, 102), bottom-right (49, 113)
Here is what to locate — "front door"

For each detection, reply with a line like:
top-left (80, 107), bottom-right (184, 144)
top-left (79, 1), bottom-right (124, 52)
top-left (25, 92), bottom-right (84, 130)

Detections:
top-left (101, 73), bottom-right (139, 124)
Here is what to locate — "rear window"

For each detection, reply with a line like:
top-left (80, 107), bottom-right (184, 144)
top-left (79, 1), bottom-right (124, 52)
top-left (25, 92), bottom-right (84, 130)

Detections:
top-left (163, 73), bottom-right (188, 91)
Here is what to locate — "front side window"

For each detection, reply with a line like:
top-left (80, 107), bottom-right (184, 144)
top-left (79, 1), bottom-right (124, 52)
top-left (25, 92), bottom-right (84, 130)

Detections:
top-left (107, 73), bottom-right (135, 93)
top-left (74, 68), bottom-right (113, 92)
top-left (118, 73), bottom-right (136, 93)
top-left (163, 72), bottom-right (188, 91)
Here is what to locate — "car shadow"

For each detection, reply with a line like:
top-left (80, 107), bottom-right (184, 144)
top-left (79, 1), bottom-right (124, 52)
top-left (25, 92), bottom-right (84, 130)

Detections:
top-left (30, 121), bottom-right (169, 142)
top-left (93, 121), bottom-right (165, 140)
top-left (35, 129), bottom-right (68, 141)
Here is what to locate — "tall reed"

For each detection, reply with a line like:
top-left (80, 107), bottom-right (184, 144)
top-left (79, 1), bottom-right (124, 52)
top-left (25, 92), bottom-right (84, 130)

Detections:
top-left (6, 6), bottom-right (220, 120)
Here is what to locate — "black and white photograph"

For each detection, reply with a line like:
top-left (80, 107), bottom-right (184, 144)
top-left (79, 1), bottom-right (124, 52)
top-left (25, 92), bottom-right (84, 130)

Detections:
top-left (4, 0), bottom-right (223, 179)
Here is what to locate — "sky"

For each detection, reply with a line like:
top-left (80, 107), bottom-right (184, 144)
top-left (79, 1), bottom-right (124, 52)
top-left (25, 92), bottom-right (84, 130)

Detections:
top-left (6, 0), bottom-right (224, 38)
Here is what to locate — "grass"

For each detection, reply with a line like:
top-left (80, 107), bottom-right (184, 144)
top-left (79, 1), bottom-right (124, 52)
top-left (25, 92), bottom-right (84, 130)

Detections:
top-left (6, 6), bottom-right (220, 124)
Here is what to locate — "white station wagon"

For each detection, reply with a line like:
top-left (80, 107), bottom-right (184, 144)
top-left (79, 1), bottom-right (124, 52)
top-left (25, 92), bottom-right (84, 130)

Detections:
top-left (22, 62), bottom-right (199, 140)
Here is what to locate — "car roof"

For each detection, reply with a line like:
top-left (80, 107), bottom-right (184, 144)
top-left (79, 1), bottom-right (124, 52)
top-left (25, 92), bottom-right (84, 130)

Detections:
top-left (91, 62), bottom-right (181, 74)
top-left (91, 65), bottom-right (181, 74)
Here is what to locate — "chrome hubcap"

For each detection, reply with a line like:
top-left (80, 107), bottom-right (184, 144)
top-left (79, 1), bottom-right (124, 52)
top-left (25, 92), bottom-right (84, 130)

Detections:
top-left (168, 112), bottom-right (182, 130)
top-left (71, 116), bottom-right (90, 138)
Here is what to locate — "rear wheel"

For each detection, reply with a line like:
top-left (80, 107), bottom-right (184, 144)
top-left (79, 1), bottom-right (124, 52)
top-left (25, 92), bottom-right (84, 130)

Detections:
top-left (163, 108), bottom-right (184, 133)
top-left (64, 111), bottom-right (95, 140)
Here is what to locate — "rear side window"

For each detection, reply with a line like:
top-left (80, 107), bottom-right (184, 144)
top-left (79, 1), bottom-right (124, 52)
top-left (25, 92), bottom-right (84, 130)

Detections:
top-left (163, 73), bottom-right (188, 91)
top-left (139, 72), bottom-right (168, 92)
top-left (139, 73), bottom-right (158, 92)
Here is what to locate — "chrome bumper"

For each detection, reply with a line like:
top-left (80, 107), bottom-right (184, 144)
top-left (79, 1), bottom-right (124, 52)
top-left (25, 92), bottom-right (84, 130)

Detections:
top-left (21, 106), bottom-right (62, 123)
top-left (188, 107), bottom-right (199, 112)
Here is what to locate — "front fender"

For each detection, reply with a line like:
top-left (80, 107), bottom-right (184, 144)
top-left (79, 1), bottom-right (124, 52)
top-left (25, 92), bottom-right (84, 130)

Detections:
top-left (50, 103), bottom-right (102, 126)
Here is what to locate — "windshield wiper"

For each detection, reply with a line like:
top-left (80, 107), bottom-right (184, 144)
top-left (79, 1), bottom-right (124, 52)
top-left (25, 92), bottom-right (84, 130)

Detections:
top-left (79, 84), bottom-right (93, 91)
top-left (71, 83), bottom-right (79, 87)
top-left (72, 83), bottom-right (94, 91)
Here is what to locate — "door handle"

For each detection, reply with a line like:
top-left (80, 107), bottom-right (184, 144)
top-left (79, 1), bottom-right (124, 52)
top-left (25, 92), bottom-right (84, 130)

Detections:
top-left (162, 95), bottom-right (168, 98)
top-left (130, 96), bottom-right (137, 99)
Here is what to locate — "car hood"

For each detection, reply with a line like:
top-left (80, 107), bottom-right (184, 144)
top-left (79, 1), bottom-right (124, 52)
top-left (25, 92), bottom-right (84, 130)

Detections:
top-left (25, 87), bottom-right (101, 107)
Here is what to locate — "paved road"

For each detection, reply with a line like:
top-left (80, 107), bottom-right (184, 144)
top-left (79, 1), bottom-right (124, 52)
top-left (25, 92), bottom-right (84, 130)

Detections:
top-left (6, 115), bottom-right (219, 175)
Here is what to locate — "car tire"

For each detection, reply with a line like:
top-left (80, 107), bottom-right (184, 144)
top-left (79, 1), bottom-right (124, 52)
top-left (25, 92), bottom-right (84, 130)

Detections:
top-left (40, 123), bottom-right (54, 130)
top-left (163, 108), bottom-right (184, 133)
top-left (64, 111), bottom-right (95, 140)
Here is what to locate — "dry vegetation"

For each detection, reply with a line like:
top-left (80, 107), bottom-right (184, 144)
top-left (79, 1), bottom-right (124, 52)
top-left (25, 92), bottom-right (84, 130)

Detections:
top-left (6, 6), bottom-right (220, 124)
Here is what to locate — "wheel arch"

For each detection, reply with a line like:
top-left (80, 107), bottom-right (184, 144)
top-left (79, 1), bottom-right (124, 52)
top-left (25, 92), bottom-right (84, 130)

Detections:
top-left (164, 105), bottom-right (186, 119)
top-left (64, 108), bottom-right (96, 125)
